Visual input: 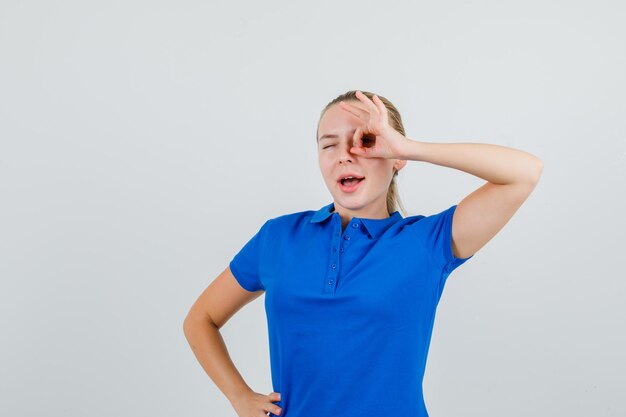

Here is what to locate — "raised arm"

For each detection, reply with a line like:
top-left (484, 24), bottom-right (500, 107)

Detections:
top-left (400, 141), bottom-right (543, 259)
top-left (337, 90), bottom-right (543, 261)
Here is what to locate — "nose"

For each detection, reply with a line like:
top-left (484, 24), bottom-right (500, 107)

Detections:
top-left (338, 142), bottom-right (355, 165)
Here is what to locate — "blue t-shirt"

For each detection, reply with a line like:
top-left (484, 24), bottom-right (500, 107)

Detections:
top-left (229, 202), bottom-right (473, 417)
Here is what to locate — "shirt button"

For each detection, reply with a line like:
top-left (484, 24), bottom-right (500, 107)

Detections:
top-left (339, 247), bottom-right (344, 253)
top-left (352, 222), bottom-right (359, 228)
top-left (331, 263), bottom-right (336, 269)
top-left (343, 235), bottom-right (351, 240)
top-left (328, 279), bottom-right (334, 285)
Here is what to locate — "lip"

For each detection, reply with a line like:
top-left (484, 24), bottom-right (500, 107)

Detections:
top-left (337, 177), bottom-right (365, 193)
top-left (336, 172), bottom-right (365, 182)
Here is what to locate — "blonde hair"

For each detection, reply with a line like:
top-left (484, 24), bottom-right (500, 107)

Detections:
top-left (316, 90), bottom-right (408, 217)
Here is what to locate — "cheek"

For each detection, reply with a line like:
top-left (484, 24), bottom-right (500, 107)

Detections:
top-left (318, 159), bottom-right (333, 178)
top-left (367, 165), bottom-right (393, 185)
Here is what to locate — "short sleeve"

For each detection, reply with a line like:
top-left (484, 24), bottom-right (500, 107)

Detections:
top-left (229, 220), bottom-right (270, 292)
top-left (415, 204), bottom-right (474, 274)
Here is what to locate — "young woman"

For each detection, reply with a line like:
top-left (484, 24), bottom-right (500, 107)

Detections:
top-left (183, 90), bottom-right (543, 417)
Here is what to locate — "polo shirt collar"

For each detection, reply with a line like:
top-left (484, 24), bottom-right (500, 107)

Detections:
top-left (310, 202), bottom-right (336, 223)
top-left (310, 202), bottom-right (402, 239)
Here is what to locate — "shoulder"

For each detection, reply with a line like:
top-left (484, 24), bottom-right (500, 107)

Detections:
top-left (393, 205), bottom-right (457, 238)
top-left (397, 205), bottom-right (455, 227)
top-left (396, 212), bottom-right (426, 227)
top-left (262, 207), bottom-right (320, 232)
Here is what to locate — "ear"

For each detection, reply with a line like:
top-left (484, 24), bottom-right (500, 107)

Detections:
top-left (393, 159), bottom-right (408, 172)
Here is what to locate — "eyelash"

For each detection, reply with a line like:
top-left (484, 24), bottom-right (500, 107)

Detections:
top-left (322, 145), bottom-right (335, 149)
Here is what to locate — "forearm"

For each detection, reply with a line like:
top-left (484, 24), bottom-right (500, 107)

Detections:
top-left (399, 139), bottom-right (543, 185)
top-left (183, 317), bottom-right (253, 404)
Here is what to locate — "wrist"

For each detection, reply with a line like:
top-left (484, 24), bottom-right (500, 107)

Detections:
top-left (398, 138), bottom-right (424, 161)
top-left (226, 385), bottom-right (254, 405)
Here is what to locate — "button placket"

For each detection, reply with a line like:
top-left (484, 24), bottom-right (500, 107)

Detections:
top-left (340, 219), bottom-right (359, 250)
top-left (324, 218), bottom-right (342, 294)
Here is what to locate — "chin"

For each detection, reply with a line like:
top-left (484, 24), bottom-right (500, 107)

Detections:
top-left (334, 197), bottom-right (367, 209)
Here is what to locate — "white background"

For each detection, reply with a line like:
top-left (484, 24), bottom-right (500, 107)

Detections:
top-left (1, 0), bottom-right (624, 416)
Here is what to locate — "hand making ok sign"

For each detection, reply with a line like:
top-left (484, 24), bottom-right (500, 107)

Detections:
top-left (338, 90), bottom-right (411, 160)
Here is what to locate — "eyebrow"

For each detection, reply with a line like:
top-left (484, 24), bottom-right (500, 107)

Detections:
top-left (318, 129), bottom-right (356, 142)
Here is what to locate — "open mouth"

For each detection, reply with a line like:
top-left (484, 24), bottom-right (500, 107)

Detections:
top-left (340, 177), bottom-right (364, 186)
top-left (338, 176), bottom-right (365, 192)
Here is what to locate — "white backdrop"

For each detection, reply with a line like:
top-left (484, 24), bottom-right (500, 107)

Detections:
top-left (1, 1), bottom-right (624, 416)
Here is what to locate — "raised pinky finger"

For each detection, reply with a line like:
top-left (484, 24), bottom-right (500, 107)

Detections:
top-left (338, 101), bottom-right (369, 120)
